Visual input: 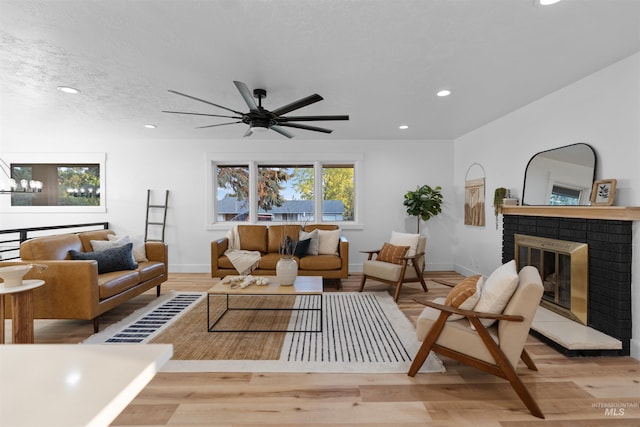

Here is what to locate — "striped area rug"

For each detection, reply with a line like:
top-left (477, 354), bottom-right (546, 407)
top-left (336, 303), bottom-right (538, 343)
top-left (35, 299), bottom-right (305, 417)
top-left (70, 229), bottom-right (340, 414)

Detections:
top-left (283, 293), bottom-right (413, 364)
top-left (84, 291), bottom-right (444, 374)
top-left (84, 292), bottom-right (204, 344)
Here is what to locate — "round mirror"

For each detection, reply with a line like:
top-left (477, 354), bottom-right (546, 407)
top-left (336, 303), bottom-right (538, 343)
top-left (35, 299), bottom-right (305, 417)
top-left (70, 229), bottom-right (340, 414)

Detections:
top-left (522, 143), bottom-right (596, 206)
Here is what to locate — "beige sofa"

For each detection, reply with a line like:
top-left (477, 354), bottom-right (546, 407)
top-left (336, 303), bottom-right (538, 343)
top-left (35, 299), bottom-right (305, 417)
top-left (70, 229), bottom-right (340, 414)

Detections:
top-left (211, 224), bottom-right (348, 287)
top-left (0, 229), bottom-right (168, 332)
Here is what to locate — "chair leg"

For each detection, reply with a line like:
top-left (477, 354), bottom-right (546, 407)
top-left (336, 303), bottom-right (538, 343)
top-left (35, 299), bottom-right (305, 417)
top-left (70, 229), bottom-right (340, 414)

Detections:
top-left (335, 279), bottom-right (342, 290)
top-left (358, 274), bottom-right (368, 292)
top-left (501, 356), bottom-right (545, 418)
top-left (520, 348), bottom-right (538, 371)
top-left (393, 281), bottom-right (403, 302)
top-left (93, 317), bottom-right (100, 333)
top-left (156, 284), bottom-right (161, 297)
top-left (408, 311), bottom-right (449, 376)
top-left (469, 317), bottom-right (545, 419)
top-left (413, 263), bottom-right (429, 293)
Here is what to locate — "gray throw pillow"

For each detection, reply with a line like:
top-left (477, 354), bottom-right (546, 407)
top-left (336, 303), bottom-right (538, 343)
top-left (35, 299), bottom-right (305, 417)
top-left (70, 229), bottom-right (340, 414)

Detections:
top-left (69, 243), bottom-right (138, 274)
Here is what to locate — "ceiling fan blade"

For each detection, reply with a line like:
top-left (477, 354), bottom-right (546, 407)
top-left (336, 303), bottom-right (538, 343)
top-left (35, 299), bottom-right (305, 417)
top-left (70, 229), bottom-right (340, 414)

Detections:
top-left (271, 94), bottom-right (323, 116)
top-left (195, 121), bottom-right (243, 129)
top-left (162, 110), bottom-right (242, 119)
top-left (278, 122), bottom-right (333, 134)
top-left (168, 90), bottom-right (244, 115)
top-left (270, 125), bottom-right (294, 138)
top-left (277, 115), bottom-right (349, 122)
top-left (233, 81), bottom-right (259, 112)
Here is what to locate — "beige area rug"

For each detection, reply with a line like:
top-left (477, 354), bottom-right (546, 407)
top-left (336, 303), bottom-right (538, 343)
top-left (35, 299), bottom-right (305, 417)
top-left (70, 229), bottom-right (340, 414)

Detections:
top-left (84, 291), bottom-right (444, 374)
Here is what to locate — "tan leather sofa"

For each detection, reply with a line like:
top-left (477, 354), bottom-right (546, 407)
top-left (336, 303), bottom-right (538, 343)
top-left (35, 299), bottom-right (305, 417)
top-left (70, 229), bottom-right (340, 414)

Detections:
top-left (0, 230), bottom-right (168, 332)
top-left (211, 224), bottom-right (348, 286)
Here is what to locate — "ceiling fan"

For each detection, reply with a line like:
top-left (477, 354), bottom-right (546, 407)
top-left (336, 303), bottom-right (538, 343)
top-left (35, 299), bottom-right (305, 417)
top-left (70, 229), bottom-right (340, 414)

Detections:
top-left (163, 81), bottom-right (349, 138)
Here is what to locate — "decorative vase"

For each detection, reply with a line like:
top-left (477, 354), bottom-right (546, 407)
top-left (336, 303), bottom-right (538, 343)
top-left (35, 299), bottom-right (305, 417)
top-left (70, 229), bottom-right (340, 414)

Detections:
top-left (276, 256), bottom-right (298, 286)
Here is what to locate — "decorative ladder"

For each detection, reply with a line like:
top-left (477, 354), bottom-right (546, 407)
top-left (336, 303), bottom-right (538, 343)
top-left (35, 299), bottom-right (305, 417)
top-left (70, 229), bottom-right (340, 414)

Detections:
top-left (145, 189), bottom-right (169, 242)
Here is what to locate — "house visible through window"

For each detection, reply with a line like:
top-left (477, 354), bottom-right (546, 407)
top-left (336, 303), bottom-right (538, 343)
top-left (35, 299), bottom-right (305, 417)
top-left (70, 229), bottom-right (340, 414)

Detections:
top-left (212, 158), bottom-right (358, 225)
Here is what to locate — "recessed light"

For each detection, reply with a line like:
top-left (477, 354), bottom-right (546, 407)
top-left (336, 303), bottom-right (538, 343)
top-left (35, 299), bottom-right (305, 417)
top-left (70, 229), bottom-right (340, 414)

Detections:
top-left (536, 0), bottom-right (562, 5)
top-left (144, 124), bottom-right (157, 129)
top-left (57, 86), bottom-right (80, 94)
top-left (436, 90), bottom-right (451, 97)
top-left (399, 125), bottom-right (409, 130)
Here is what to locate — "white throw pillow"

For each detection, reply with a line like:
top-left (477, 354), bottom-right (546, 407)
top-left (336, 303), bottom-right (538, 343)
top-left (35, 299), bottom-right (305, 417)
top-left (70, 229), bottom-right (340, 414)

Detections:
top-left (317, 229), bottom-right (341, 255)
top-left (389, 231), bottom-right (420, 257)
top-left (91, 239), bottom-right (127, 251)
top-left (299, 229), bottom-right (319, 256)
top-left (108, 234), bottom-right (148, 262)
top-left (472, 260), bottom-right (519, 327)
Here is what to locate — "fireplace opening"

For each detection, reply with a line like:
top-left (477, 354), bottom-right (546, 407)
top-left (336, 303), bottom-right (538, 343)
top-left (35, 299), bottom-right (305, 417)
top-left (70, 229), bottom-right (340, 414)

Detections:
top-left (515, 234), bottom-right (588, 325)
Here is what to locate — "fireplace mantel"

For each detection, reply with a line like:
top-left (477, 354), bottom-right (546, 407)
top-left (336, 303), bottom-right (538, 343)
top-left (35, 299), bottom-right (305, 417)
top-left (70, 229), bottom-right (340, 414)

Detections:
top-left (502, 206), bottom-right (640, 221)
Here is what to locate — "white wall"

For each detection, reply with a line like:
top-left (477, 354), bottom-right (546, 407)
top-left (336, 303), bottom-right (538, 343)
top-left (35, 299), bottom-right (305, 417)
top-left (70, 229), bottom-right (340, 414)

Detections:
top-left (0, 138), bottom-right (456, 274)
top-left (453, 52), bottom-right (640, 359)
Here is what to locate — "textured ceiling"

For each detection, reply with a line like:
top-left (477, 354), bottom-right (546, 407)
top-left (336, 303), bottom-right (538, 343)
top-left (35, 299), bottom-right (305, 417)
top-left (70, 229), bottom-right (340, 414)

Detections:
top-left (1, 0), bottom-right (639, 141)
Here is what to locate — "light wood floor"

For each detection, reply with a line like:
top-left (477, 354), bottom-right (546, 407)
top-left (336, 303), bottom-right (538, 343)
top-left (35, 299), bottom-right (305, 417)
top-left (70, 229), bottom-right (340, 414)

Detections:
top-left (29, 272), bottom-right (640, 426)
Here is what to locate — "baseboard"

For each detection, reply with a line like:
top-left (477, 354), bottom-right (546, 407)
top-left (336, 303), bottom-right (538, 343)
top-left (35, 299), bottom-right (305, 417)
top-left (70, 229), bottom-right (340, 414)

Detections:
top-left (168, 264), bottom-right (211, 273)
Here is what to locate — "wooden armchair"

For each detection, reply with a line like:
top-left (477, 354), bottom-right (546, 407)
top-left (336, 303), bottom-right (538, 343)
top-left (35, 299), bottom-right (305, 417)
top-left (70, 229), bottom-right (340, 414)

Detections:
top-left (359, 236), bottom-right (428, 302)
top-left (408, 266), bottom-right (545, 418)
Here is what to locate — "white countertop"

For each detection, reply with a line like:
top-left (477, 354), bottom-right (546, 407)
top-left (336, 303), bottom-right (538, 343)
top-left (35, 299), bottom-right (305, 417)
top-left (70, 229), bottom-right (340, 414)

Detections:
top-left (0, 344), bottom-right (173, 427)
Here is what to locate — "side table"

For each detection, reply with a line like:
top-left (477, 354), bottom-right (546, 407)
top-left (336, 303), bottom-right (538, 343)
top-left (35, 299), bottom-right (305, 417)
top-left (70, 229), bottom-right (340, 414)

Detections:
top-left (0, 279), bottom-right (45, 344)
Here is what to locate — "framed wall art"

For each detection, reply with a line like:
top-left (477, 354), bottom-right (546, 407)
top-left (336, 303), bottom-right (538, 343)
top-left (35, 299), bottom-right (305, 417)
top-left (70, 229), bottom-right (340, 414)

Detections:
top-left (590, 179), bottom-right (616, 206)
top-left (0, 152), bottom-right (106, 213)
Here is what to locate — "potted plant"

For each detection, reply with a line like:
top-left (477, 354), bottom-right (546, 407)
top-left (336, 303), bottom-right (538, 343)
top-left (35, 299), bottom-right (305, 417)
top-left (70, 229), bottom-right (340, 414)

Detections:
top-left (403, 185), bottom-right (443, 233)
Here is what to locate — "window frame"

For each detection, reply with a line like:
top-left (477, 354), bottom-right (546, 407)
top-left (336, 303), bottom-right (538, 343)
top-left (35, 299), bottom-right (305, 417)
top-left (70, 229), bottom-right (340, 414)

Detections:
top-left (206, 152), bottom-right (362, 230)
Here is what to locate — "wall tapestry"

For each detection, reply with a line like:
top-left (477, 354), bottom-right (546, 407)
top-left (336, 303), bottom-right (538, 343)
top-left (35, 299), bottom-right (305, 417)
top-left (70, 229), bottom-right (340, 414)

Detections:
top-left (464, 163), bottom-right (485, 227)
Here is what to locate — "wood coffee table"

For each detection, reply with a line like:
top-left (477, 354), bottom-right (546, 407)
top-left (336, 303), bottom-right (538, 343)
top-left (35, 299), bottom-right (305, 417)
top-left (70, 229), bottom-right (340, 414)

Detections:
top-left (207, 275), bottom-right (323, 333)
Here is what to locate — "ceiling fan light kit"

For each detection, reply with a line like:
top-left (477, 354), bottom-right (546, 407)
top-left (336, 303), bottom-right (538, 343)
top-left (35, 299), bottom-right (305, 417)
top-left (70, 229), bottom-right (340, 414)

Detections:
top-left (164, 81), bottom-right (349, 138)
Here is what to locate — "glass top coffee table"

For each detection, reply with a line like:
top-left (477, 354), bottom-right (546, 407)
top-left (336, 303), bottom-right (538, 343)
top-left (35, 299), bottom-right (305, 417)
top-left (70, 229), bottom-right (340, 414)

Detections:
top-left (207, 275), bottom-right (323, 333)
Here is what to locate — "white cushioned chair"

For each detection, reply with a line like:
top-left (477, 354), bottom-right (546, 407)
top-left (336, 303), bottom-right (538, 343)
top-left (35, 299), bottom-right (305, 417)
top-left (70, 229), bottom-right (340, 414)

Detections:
top-left (408, 265), bottom-right (545, 419)
top-left (359, 236), bottom-right (428, 302)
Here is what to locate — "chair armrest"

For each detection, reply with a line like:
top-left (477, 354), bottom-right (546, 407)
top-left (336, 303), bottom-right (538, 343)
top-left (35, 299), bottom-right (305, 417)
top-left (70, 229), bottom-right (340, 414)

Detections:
top-left (145, 241), bottom-right (168, 264)
top-left (417, 299), bottom-right (525, 323)
top-left (401, 251), bottom-right (424, 261)
top-left (338, 236), bottom-right (349, 278)
top-left (211, 237), bottom-right (229, 277)
top-left (360, 249), bottom-right (381, 254)
top-left (360, 249), bottom-right (380, 261)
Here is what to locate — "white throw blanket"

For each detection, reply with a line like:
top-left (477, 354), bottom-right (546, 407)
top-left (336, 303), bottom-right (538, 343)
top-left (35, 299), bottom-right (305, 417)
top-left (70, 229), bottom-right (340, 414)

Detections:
top-left (224, 226), bottom-right (261, 275)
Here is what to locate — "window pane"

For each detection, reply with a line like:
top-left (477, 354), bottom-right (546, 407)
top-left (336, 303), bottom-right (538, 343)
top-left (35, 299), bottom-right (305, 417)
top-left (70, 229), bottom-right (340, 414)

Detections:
top-left (10, 164), bottom-right (100, 207)
top-left (216, 164), bottom-right (250, 221)
top-left (260, 164), bottom-right (314, 222)
top-left (322, 164), bottom-right (354, 221)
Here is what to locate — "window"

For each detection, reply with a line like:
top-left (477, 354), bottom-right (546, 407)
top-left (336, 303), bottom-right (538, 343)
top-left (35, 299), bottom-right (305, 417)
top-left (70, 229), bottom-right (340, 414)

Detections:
top-left (0, 152), bottom-right (106, 213)
top-left (208, 153), bottom-right (361, 228)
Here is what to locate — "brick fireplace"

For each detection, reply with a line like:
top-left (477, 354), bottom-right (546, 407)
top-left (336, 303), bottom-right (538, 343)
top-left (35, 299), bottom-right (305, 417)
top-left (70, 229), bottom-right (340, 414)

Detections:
top-left (502, 206), bottom-right (638, 356)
